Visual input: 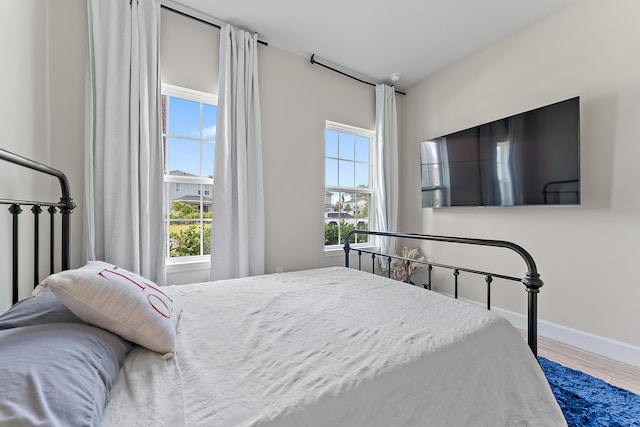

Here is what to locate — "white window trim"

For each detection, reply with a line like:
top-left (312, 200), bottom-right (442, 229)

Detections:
top-left (324, 245), bottom-right (380, 258)
top-left (162, 83), bottom-right (218, 106)
top-left (166, 255), bottom-right (211, 273)
top-left (164, 175), bottom-right (212, 185)
top-left (162, 83), bottom-right (217, 268)
top-left (325, 186), bottom-right (373, 195)
top-left (326, 120), bottom-right (372, 138)
top-left (324, 121), bottom-right (375, 253)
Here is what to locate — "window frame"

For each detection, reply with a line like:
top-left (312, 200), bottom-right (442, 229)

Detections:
top-left (324, 121), bottom-right (375, 253)
top-left (162, 83), bottom-right (218, 270)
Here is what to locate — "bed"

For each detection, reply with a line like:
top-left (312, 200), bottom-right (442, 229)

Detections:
top-left (0, 148), bottom-right (566, 426)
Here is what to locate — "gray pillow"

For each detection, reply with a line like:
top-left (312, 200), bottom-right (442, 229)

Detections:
top-left (0, 323), bottom-right (132, 427)
top-left (0, 288), bottom-right (83, 330)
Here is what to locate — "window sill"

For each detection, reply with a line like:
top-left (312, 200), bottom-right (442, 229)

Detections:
top-left (324, 245), bottom-right (380, 258)
top-left (166, 256), bottom-right (210, 274)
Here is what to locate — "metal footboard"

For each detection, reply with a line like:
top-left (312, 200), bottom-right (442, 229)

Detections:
top-left (344, 230), bottom-right (543, 357)
top-left (0, 148), bottom-right (75, 304)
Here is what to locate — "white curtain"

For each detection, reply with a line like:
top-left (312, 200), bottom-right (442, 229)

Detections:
top-left (209, 25), bottom-right (265, 281)
top-left (372, 84), bottom-right (399, 257)
top-left (85, 0), bottom-right (165, 284)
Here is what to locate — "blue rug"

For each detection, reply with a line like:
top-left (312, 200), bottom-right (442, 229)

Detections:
top-left (539, 357), bottom-right (640, 426)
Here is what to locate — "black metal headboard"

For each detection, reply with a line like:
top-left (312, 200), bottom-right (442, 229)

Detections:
top-left (0, 148), bottom-right (75, 304)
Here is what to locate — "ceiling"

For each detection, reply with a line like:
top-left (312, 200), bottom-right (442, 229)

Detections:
top-left (168, 0), bottom-right (577, 91)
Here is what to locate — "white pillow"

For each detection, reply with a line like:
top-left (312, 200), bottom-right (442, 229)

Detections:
top-left (37, 261), bottom-right (179, 356)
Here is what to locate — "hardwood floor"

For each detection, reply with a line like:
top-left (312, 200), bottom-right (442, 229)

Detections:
top-left (518, 330), bottom-right (640, 395)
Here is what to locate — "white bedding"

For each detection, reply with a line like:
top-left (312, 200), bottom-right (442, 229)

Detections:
top-left (103, 267), bottom-right (566, 426)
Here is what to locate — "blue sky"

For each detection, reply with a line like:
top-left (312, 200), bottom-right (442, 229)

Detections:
top-left (166, 97), bottom-right (217, 177)
top-left (325, 129), bottom-right (369, 188)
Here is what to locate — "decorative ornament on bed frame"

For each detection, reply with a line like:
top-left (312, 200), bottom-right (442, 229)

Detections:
top-left (380, 246), bottom-right (426, 284)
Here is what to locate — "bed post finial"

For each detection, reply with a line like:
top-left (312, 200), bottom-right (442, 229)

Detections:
top-left (523, 273), bottom-right (543, 357)
top-left (344, 240), bottom-right (351, 268)
top-left (59, 196), bottom-right (75, 272)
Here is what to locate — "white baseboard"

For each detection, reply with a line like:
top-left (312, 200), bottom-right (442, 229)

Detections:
top-left (439, 292), bottom-right (640, 369)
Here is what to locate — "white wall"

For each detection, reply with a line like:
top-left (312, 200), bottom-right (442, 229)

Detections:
top-left (0, 2), bottom-right (48, 166)
top-left (401, 0), bottom-right (640, 347)
top-left (160, 9), bottom-right (219, 95)
top-left (48, 0), bottom-right (86, 272)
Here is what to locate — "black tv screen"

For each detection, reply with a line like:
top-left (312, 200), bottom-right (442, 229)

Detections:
top-left (420, 97), bottom-right (580, 208)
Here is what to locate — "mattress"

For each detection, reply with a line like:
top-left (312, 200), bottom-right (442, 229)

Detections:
top-left (103, 266), bottom-right (566, 426)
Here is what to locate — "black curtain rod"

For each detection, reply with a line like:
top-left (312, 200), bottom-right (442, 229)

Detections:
top-left (161, 6), bottom-right (404, 94)
top-left (161, 5), bottom-right (268, 46)
top-left (310, 54), bottom-right (406, 96)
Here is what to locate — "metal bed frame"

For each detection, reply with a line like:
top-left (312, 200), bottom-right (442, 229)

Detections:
top-left (0, 148), bottom-right (75, 304)
top-left (344, 230), bottom-right (543, 357)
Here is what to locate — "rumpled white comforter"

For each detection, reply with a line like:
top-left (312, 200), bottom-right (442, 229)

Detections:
top-left (103, 267), bottom-right (566, 426)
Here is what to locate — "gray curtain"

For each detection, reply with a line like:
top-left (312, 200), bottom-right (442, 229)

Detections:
top-left (85, 0), bottom-right (165, 284)
top-left (209, 24), bottom-right (265, 281)
top-left (372, 84), bottom-right (399, 258)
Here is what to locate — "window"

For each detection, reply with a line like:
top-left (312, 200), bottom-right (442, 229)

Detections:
top-left (324, 121), bottom-right (373, 248)
top-left (162, 84), bottom-right (217, 260)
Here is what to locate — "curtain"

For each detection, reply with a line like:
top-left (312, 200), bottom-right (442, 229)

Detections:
top-left (209, 25), bottom-right (265, 281)
top-left (85, 0), bottom-right (165, 284)
top-left (372, 84), bottom-right (399, 257)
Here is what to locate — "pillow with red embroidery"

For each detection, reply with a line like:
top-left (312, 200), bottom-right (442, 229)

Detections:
top-left (37, 261), bottom-right (179, 356)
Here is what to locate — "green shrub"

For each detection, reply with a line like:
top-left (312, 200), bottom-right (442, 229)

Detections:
top-left (324, 221), bottom-right (368, 246)
top-left (169, 224), bottom-right (211, 257)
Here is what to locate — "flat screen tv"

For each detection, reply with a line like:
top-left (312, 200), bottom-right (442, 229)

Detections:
top-left (420, 97), bottom-right (580, 208)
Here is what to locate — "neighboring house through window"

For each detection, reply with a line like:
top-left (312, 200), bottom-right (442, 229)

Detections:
top-left (324, 121), bottom-right (373, 248)
top-left (162, 84), bottom-right (217, 260)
